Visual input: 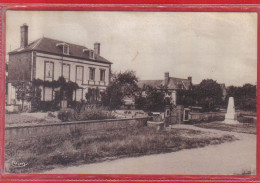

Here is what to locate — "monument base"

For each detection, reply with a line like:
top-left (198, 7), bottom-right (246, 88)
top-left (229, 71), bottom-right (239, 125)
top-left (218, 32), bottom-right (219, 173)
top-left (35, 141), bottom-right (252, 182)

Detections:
top-left (223, 119), bottom-right (240, 124)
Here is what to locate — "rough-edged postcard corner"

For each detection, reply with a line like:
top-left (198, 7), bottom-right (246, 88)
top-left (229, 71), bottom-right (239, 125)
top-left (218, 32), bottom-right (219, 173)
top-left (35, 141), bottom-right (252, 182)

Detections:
top-left (4, 10), bottom-right (257, 177)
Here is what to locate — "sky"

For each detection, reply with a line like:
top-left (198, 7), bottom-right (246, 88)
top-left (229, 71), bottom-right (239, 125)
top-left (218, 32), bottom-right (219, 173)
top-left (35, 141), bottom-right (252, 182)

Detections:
top-left (6, 11), bottom-right (257, 86)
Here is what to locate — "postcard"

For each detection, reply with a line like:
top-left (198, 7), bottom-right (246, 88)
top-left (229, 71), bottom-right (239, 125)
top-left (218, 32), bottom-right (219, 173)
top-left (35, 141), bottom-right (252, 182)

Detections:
top-left (2, 8), bottom-right (258, 181)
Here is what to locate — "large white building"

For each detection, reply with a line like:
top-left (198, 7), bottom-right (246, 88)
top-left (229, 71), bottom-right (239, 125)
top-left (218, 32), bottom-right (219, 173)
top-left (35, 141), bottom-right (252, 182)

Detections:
top-left (7, 24), bottom-right (112, 106)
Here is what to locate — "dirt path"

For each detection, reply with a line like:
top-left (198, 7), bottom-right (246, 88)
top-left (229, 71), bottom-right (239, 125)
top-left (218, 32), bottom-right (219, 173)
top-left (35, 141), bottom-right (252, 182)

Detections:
top-left (44, 125), bottom-right (256, 175)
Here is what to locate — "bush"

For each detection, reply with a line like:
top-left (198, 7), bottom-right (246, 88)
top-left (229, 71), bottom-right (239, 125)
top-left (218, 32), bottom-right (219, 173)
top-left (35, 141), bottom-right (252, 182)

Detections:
top-left (58, 108), bottom-right (78, 122)
top-left (58, 107), bottom-right (115, 122)
top-left (236, 98), bottom-right (256, 112)
top-left (47, 112), bottom-right (56, 118)
top-left (237, 116), bottom-right (256, 123)
top-left (38, 101), bottom-right (59, 112)
top-left (79, 107), bottom-right (115, 120)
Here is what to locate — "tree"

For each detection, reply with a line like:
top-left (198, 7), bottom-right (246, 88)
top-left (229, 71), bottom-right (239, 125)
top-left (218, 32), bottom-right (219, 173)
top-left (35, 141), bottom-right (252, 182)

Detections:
top-left (13, 81), bottom-right (34, 111)
top-left (102, 70), bottom-right (139, 109)
top-left (135, 85), bottom-right (170, 112)
top-left (195, 79), bottom-right (223, 111)
top-left (241, 83), bottom-right (256, 98)
top-left (31, 86), bottom-right (42, 112)
top-left (227, 83), bottom-right (256, 111)
top-left (176, 89), bottom-right (196, 107)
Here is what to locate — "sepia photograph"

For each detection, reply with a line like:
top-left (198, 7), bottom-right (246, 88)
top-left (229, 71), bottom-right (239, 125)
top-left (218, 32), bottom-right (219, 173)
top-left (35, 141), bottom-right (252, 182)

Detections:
top-left (4, 10), bottom-right (257, 175)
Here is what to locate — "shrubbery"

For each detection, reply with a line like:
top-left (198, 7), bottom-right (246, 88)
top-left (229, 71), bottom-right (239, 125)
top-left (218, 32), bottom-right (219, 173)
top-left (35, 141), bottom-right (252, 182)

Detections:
top-left (78, 108), bottom-right (115, 121)
top-left (37, 101), bottom-right (59, 112)
top-left (58, 106), bottom-right (115, 122)
top-left (57, 108), bottom-right (78, 122)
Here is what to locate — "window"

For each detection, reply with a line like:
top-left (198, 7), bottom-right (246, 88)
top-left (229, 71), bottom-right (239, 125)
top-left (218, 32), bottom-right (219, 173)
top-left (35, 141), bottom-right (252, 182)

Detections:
top-left (57, 43), bottom-right (69, 55)
top-left (83, 49), bottom-right (94, 59)
top-left (76, 66), bottom-right (83, 83)
top-left (44, 87), bottom-right (53, 101)
top-left (63, 44), bottom-right (69, 55)
top-left (100, 69), bottom-right (105, 82)
top-left (62, 64), bottom-right (70, 81)
top-left (83, 49), bottom-right (89, 57)
top-left (75, 89), bottom-right (83, 101)
top-left (89, 67), bottom-right (95, 81)
top-left (44, 61), bottom-right (54, 81)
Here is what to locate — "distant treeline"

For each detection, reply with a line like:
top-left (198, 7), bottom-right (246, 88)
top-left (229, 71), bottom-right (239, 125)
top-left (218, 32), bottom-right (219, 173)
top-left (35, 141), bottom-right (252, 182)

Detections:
top-left (227, 84), bottom-right (256, 112)
top-left (177, 81), bottom-right (256, 112)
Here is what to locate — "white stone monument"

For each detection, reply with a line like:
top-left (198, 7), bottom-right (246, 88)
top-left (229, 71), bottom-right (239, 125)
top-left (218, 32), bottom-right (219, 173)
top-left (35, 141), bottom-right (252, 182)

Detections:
top-left (224, 97), bottom-right (239, 124)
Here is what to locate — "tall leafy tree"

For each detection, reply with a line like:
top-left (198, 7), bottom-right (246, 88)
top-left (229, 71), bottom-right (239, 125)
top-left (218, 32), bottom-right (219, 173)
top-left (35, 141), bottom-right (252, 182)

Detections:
top-left (102, 70), bottom-right (139, 110)
top-left (227, 83), bottom-right (256, 111)
top-left (195, 79), bottom-right (223, 111)
top-left (135, 85), bottom-right (169, 112)
top-left (176, 89), bottom-right (196, 107)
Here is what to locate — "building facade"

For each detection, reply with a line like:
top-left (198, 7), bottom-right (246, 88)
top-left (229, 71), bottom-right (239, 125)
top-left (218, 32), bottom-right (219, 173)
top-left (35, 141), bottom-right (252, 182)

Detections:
top-left (7, 24), bottom-right (112, 106)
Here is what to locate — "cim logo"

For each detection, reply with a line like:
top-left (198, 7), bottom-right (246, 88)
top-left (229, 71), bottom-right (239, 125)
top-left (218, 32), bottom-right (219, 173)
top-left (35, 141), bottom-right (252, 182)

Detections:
top-left (12, 160), bottom-right (28, 168)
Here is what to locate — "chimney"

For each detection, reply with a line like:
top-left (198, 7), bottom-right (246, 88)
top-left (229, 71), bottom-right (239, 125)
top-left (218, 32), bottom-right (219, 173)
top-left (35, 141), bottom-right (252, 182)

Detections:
top-left (94, 42), bottom-right (100, 55)
top-left (164, 72), bottom-right (169, 86)
top-left (188, 76), bottom-right (192, 83)
top-left (20, 23), bottom-right (28, 48)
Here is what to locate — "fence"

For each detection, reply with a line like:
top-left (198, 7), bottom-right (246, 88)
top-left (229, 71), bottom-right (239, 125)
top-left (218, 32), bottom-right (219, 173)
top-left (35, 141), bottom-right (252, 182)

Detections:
top-left (188, 112), bottom-right (225, 123)
top-left (5, 117), bottom-right (148, 141)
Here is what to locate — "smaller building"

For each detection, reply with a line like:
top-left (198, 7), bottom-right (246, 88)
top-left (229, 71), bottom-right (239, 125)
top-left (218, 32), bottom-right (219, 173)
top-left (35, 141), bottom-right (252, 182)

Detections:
top-left (137, 72), bottom-right (192, 105)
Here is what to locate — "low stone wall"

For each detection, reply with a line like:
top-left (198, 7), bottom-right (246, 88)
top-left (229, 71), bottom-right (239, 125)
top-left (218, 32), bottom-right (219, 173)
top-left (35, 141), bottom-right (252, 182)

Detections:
top-left (188, 112), bottom-right (225, 123)
top-left (5, 105), bottom-right (20, 113)
top-left (5, 117), bottom-right (148, 141)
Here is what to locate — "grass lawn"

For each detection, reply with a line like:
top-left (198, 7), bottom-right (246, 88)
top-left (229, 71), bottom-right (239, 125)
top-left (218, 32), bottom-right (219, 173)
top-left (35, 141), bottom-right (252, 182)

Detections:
top-left (5, 126), bottom-right (237, 173)
top-left (194, 121), bottom-right (256, 134)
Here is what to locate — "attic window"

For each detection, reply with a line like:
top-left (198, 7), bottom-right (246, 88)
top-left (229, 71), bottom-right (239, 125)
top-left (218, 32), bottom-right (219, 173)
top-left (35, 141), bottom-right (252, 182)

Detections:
top-left (56, 43), bottom-right (69, 55)
top-left (83, 48), bottom-right (89, 56)
top-left (83, 48), bottom-right (94, 59)
top-left (63, 45), bottom-right (69, 55)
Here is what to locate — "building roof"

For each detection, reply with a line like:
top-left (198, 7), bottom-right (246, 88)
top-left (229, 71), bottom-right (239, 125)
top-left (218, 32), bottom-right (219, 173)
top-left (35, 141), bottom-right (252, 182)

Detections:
top-left (8, 37), bottom-right (112, 64)
top-left (138, 80), bottom-right (163, 88)
top-left (138, 77), bottom-right (192, 90)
